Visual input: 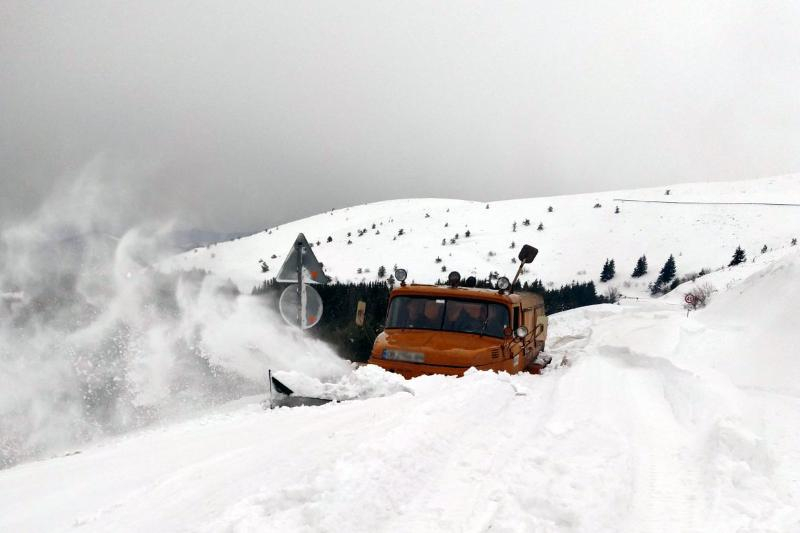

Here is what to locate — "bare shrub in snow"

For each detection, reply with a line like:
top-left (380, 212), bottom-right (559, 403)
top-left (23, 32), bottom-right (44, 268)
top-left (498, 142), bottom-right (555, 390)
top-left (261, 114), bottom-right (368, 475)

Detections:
top-left (605, 286), bottom-right (620, 303)
top-left (685, 283), bottom-right (715, 310)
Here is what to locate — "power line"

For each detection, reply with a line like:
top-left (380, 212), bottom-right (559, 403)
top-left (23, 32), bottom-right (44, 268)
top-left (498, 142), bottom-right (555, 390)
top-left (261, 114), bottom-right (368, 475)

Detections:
top-left (613, 198), bottom-right (800, 207)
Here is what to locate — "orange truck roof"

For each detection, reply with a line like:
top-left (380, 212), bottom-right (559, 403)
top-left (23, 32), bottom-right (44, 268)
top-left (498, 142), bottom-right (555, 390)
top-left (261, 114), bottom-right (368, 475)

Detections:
top-left (390, 284), bottom-right (544, 308)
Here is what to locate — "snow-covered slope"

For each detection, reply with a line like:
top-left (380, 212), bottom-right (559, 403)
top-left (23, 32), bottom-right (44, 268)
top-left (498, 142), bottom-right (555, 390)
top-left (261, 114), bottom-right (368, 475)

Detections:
top-left (4, 248), bottom-right (799, 532)
top-left (162, 174), bottom-right (800, 296)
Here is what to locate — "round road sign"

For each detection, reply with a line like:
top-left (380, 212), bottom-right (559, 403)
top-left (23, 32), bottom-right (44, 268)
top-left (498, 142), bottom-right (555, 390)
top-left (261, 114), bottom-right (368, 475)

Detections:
top-left (684, 293), bottom-right (696, 305)
top-left (279, 283), bottom-right (323, 329)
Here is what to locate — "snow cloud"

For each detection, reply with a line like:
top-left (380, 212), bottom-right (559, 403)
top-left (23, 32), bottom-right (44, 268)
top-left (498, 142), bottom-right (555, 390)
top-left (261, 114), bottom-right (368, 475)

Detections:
top-left (0, 165), bottom-right (349, 468)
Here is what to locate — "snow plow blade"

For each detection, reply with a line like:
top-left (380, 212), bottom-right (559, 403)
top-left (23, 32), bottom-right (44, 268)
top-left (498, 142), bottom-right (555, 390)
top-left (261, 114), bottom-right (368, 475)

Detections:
top-left (266, 374), bottom-right (334, 409)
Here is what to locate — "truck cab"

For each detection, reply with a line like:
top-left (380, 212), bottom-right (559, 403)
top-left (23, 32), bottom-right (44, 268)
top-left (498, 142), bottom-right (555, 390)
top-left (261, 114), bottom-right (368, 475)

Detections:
top-left (368, 282), bottom-right (548, 379)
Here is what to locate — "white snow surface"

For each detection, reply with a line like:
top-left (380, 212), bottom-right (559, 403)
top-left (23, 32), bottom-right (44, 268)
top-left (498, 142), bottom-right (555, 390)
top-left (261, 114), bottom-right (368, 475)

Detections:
top-left (3, 248), bottom-right (800, 532)
top-left (160, 174), bottom-right (800, 296)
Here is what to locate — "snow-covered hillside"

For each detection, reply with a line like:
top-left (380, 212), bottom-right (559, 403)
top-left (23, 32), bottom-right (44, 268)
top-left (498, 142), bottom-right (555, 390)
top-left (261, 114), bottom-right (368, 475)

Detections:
top-left (3, 247), bottom-right (799, 532)
top-left (162, 175), bottom-right (800, 296)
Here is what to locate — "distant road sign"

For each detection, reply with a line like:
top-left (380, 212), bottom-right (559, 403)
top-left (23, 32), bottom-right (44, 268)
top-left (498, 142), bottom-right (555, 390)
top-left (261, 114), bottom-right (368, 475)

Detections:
top-left (355, 300), bottom-right (366, 327)
top-left (279, 284), bottom-right (323, 329)
top-left (684, 293), bottom-right (696, 305)
top-left (276, 233), bottom-right (330, 284)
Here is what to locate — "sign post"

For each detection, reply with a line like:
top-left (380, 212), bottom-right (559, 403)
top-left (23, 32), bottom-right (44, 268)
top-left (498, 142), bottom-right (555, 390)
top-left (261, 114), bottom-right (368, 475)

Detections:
top-left (684, 293), bottom-right (696, 316)
top-left (276, 233), bottom-right (329, 329)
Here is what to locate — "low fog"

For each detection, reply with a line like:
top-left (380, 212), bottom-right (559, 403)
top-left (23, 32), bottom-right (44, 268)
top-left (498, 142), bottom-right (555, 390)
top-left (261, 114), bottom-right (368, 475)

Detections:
top-left (2, 1), bottom-right (800, 232)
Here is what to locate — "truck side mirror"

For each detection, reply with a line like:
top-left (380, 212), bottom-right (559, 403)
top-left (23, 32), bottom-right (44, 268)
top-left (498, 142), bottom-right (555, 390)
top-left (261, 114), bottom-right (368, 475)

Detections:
top-left (518, 245), bottom-right (538, 264)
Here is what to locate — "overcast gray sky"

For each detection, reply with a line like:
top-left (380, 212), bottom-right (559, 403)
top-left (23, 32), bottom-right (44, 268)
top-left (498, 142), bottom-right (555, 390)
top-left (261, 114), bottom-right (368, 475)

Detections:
top-left (2, 1), bottom-right (799, 232)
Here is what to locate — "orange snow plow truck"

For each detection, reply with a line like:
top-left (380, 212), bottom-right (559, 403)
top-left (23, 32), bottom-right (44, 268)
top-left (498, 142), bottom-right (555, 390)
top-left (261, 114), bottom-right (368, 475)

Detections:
top-left (368, 245), bottom-right (549, 379)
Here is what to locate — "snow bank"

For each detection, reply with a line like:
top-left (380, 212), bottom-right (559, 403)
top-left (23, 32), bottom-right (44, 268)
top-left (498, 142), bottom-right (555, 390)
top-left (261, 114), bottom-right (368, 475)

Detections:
top-left (272, 364), bottom-right (413, 401)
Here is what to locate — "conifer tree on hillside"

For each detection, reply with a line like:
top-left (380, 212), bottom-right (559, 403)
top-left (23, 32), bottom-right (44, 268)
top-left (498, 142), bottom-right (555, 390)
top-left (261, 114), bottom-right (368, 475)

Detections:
top-left (614, 206), bottom-right (620, 214)
top-left (649, 254), bottom-right (677, 295)
top-left (631, 255), bottom-right (648, 277)
top-left (729, 246), bottom-right (746, 266)
top-left (548, 206), bottom-right (553, 212)
top-left (327, 236), bottom-right (333, 243)
top-left (377, 265), bottom-right (386, 278)
top-left (657, 255), bottom-right (676, 285)
top-left (761, 244), bottom-right (768, 254)
top-left (537, 222), bottom-right (544, 231)
top-left (600, 259), bottom-right (616, 282)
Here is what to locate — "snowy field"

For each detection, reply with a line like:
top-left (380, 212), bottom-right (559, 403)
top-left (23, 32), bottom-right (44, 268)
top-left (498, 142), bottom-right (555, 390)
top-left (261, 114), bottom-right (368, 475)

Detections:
top-left (3, 246), bottom-right (799, 532)
top-left (162, 174), bottom-right (800, 296)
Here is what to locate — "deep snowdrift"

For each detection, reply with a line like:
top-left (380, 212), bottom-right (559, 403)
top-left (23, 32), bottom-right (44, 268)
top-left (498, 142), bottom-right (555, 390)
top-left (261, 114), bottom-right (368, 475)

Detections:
top-left (2, 249), bottom-right (799, 532)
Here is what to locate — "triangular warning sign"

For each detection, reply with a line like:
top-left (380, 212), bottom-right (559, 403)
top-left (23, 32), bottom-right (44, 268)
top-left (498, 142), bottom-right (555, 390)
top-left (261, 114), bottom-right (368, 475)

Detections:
top-left (276, 233), bottom-right (330, 284)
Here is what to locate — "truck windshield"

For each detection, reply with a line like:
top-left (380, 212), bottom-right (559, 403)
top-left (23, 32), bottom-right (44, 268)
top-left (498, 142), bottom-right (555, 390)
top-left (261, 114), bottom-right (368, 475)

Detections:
top-left (385, 296), bottom-right (509, 338)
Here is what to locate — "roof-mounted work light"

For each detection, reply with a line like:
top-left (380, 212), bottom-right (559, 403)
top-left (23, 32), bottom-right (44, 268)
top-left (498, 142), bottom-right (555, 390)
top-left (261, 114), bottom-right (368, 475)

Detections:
top-left (394, 268), bottom-right (408, 286)
top-left (447, 271), bottom-right (461, 287)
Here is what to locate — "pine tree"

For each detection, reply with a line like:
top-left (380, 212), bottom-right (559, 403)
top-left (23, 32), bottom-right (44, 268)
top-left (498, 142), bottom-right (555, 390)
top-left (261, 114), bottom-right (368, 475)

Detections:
top-left (657, 255), bottom-right (676, 285)
top-left (614, 206), bottom-right (620, 214)
top-left (729, 246), bottom-right (746, 266)
top-left (761, 244), bottom-right (768, 254)
top-left (327, 236), bottom-right (333, 243)
top-left (600, 259), bottom-right (616, 282)
top-left (537, 222), bottom-right (544, 231)
top-left (547, 206), bottom-right (553, 213)
top-left (465, 230), bottom-right (471, 237)
top-left (792, 238), bottom-right (797, 246)
top-left (377, 265), bottom-right (386, 278)
top-left (512, 222), bottom-right (517, 232)
top-left (631, 255), bottom-right (648, 277)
